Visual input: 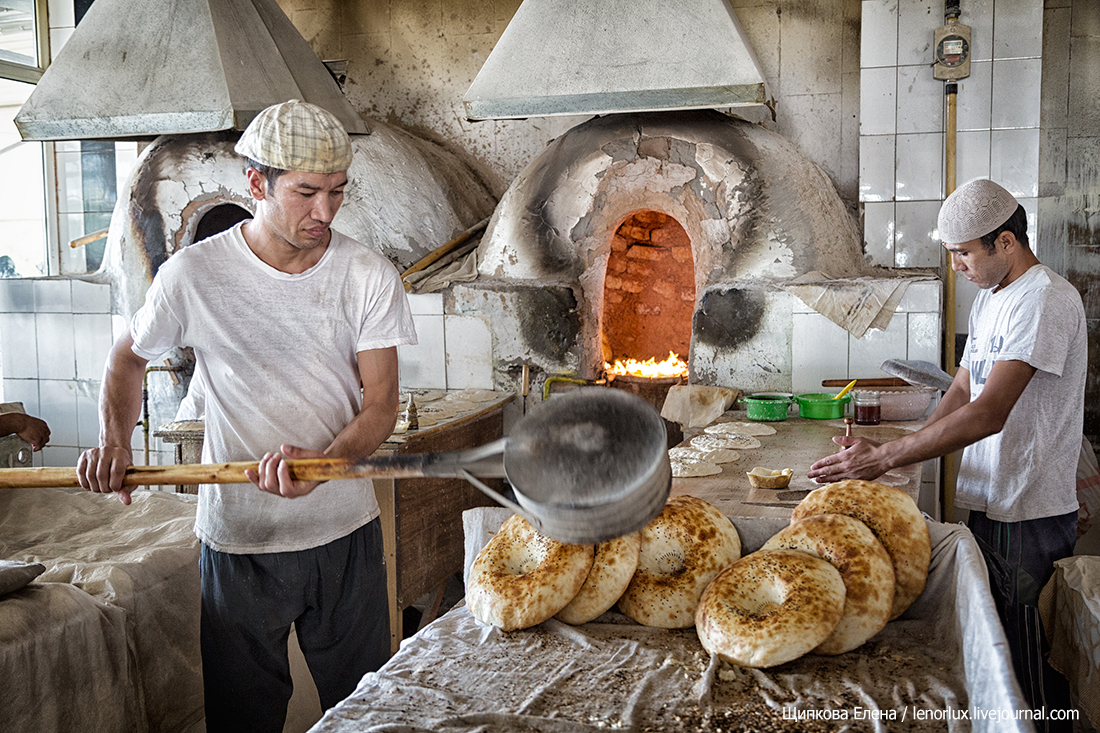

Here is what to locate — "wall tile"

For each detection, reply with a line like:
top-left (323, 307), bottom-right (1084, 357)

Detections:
top-left (895, 133), bottom-right (944, 201)
top-left (963, 0), bottom-right (995, 62)
top-left (956, 60), bottom-right (992, 131)
top-left (74, 314), bottom-right (113, 381)
top-left (859, 135), bottom-right (896, 201)
top-left (444, 315), bottom-right (494, 390)
top-left (76, 382), bottom-right (101, 449)
top-left (405, 293), bottom-right (444, 316)
top-left (991, 0), bottom-right (1044, 59)
top-left (36, 313), bottom-right (76, 381)
top-left (0, 313), bottom-right (38, 378)
top-left (71, 280), bottom-right (112, 314)
top-left (863, 201), bottom-right (896, 267)
top-left (2, 379), bottom-right (39, 415)
top-left (859, 66), bottom-right (897, 135)
top-left (0, 280), bottom-right (35, 313)
top-left (34, 280), bottom-right (72, 313)
top-left (397, 314), bottom-right (446, 389)
top-left (849, 314), bottom-right (909, 377)
top-left (47, 0), bottom-right (75, 28)
top-left (48, 27), bottom-right (73, 61)
top-left (896, 64), bottom-right (944, 134)
top-left (38, 379), bottom-right (78, 446)
top-left (42, 446), bottom-right (80, 470)
top-left (789, 291), bottom-right (815, 315)
top-left (895, 201), bottom-right (943, 267)
top-left (907, 312), bottom-right (942, 362)
top-left (897, 279), bottom-right (942, 312)
top-left (991, 58), bottom-right (1041, 129)
top-left (791, 313), bottom-right (848, 394)
top-left (954, 275), bottom-right (980, 334)
top-left (861, 0), bottom-right (899, 68)
top-left (955, 130), bottom-right (992, 186)
top-left (990, 128), bottom-right (1039, 197)
top-left (897, 0), bottom-right (938, 67)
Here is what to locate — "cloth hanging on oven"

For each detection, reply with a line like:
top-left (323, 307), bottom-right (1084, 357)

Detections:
top-left (783, 271), bottom-right (921, 338)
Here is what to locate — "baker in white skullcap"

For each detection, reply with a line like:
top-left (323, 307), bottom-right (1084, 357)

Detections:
top-left (81, 96), bottom-right (414, 729)
top-left (235, 99), bottom-right (353, 174)
top-left (812, 174), bottom-right (1086, 718)
top-left (937, 178), bottom-right (1020, 245)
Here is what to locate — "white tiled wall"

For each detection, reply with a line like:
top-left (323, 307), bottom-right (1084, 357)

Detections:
top-left (790, 279), bottom-right (942, 394)
top-left (397, 293), bottom-right (495, 392)
top-left (859, 0), bottom-right (1043, 340)
top-left (0, 278), bottom-right (162, 468)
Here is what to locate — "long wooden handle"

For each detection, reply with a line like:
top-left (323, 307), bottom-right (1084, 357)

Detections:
top-left (0, 456), bottom-right (435, 490)
top-left (820, 378), bottom-right (909, 387)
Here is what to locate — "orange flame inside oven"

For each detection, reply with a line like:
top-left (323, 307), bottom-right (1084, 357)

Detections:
top-left (604, 351), bottom-right (688, 379)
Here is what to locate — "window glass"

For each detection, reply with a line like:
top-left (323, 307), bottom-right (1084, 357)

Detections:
top-left (0, 76), bottom-right (46, 277)
top-left (0, 1), bottom-right (39, 69)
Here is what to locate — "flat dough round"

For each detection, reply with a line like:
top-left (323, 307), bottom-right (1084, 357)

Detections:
top-left (407, 389), bottom-right (444, 403)
top-left (762, 514), bottom-right (895, 655)
top-left (672, 460), bottom-right (722, 477)
top-left (439, 399), bottom-right (477, 413)
top-left (697, 448), bottom-right (739, 464)
top-left (467, 514), bottom-right (594, 631)
top-left (791, 480), bottom-right (930, 620)
top-left (691, 434), bottom-right (761, 451)
top-left (695, 549), bottom-right (846, 668)
top-left (556, 531), bottom-right (641, 625)
top-left (619, 496), bottom-right (742, 628)
top-left (419, 403), bottom-right (457, 419)
top-left (447, 389), bottom-right (498, 403)
top-left (705, 422), bottom-right (777, 437)
top-left (668, 446), bottom-right (710, 463)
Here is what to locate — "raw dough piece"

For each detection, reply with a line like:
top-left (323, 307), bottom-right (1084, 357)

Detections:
top-left (668, 446), bottom-right (710, 463)
top-left (697, 448), bottom-right (739, 464)
top-left (691, 434), bottom-right (761, 452)
top-left (671, 461), bottom-right (722, 478)
top-left (705, 421), bottom-right (777, 437)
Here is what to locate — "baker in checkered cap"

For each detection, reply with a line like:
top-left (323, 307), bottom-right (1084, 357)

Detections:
top-left (812, 178), bottom-right (1085, 724)
top-left (79, 99), bottom-right (417, 732)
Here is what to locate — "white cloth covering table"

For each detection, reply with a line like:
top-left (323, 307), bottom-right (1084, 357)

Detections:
top-left (308, 508), bottom-right (1032, 733)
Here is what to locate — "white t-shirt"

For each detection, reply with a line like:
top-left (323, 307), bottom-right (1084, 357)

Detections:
top-left (131, 224), bottom-right (417, 553)
top-left (956, 264), bottom-right (1086, 522)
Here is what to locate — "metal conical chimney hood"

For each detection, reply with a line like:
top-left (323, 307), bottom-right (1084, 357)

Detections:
top-left (462, 0), bottom-right (770, 120)
top-left (15, 0), bottom-right (367, 141)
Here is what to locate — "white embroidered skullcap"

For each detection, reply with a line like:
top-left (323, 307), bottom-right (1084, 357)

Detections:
top-left (235, 100), bottom-right (352, 174)
top-left (937, 179), bottom-right (1018, 244)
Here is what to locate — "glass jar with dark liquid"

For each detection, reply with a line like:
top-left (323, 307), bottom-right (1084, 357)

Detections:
top-left (853, 390), bottom-right (881, 425)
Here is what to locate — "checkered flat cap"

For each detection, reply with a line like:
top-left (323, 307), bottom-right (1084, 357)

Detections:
top-left (938, 179), bottom-right (1018, 244)
top-left (235, 100), bottom-right (353, 174)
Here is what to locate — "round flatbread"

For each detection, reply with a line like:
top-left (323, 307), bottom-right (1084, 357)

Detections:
top-left (762, 514), bottom-right (895, 655)
top-left (467, 514), bottom-right (594, 631)
top-left (672, 460), bottom-right (722, 477)
top-left (695, 549), bottom-right (846, 668)
top-left (691, 434), bottom-right (761, 452)
top-left (448, 389), bottom-right (499, 403)
top-left (556, 531), bottom-right (641, 625)
top-left (791, 480), bottom-right (931, 620)
top-left (705, 421), bottom-right (777, 437)
top-left (619, 496), bottom-right (742, 628)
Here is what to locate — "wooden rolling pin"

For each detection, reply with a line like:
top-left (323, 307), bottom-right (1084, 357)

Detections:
top-left (821, 378), bottom-right (909, 388)
top-left (0, 446), bottom-right (508, 490)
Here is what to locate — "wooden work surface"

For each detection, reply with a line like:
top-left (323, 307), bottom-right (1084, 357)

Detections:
top-left (671, 412), bottom-right (924, 518)
top-left (373, 394), bottom-right (514, 655)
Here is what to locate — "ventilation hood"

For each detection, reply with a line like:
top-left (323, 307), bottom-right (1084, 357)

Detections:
top-left (462, 0), bottom-right (770, 121)
top-left (15, 0), bottom-right (367, 141)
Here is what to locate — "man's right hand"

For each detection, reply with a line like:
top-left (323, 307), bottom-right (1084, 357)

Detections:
top-left (77, 446), bottom-right (135, 505)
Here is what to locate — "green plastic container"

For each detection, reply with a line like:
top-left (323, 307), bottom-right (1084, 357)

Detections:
top-left (795, 392), bottom-right (850, 419)
top-left (742, 393), bottom-right (793, 422)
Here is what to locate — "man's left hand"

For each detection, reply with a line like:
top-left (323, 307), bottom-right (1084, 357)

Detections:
top-left (807, 436), bottom-right (887, 483)
top-left (246, 444), bottom-right (324, 498)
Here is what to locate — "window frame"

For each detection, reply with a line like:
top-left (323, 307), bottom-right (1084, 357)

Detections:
top-left (0, 0), bottom-right (50, 84)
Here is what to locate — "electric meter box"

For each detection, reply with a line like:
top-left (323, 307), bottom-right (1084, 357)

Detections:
top-left (933, 19), bottom-right (972, 80)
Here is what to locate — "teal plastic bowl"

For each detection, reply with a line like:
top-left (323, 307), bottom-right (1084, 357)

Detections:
top-left (795, 392), bottom-right (850, 419)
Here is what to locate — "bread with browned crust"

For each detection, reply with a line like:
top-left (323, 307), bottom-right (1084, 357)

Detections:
top-left (762, 513), bottom-right (894, 654)
top-left (618, 495), bottom-right (742, 629)
top-left (556, 530), bottom-right (641, 625)
top-left (467, 514), bottom-right (594, 631)
top-left (695, 549), bottom-right (846, 668)
top-left (791, 480), bottom-right (930, 619)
